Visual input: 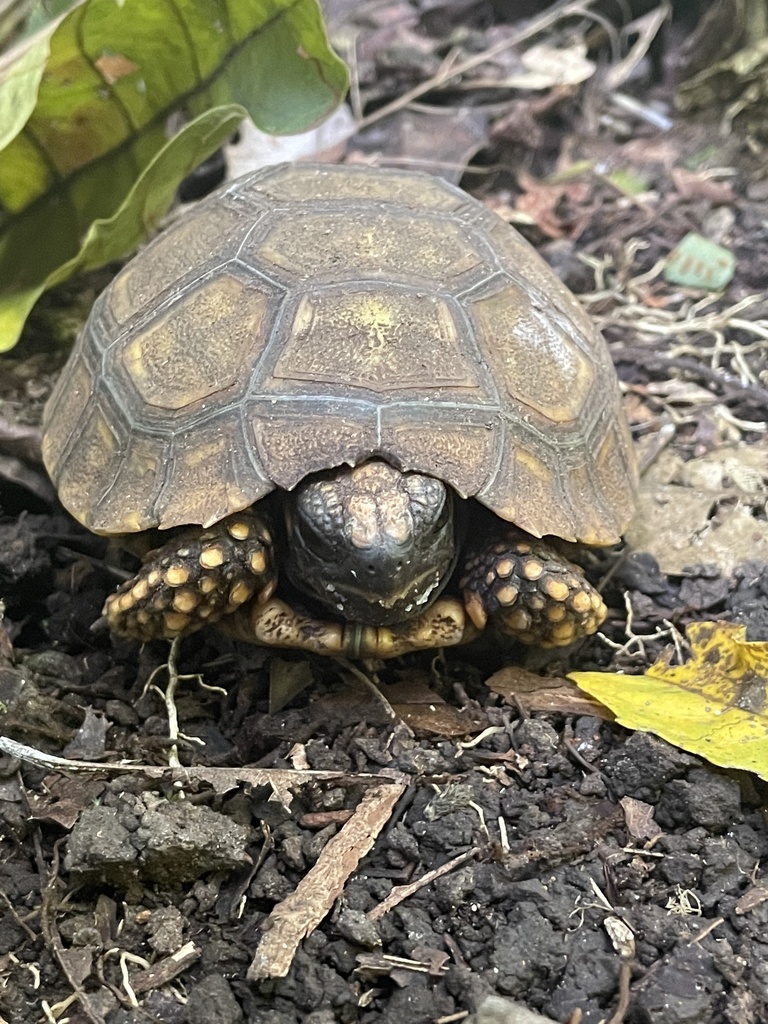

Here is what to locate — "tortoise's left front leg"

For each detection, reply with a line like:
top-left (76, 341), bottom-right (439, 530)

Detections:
top-left (459, 529), bottom-right (607, 648)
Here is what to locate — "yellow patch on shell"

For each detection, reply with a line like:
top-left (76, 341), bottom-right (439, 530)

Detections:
top-left (522, 560), bottom-right (543, 580)
top-left (550, 621), bottom-right (576, 641)
top-left (164, 611), bottom-right (189, 633)
top-left (546, 604), bottom-right (567, 621)
top-left (507, 608), bottom-right (531, 630)
top-left (495, 559), bottom-right (514, 578)
top-left (131, 579), bottom-right (150, 602)
top-left (570, 591), bottom-right (593, 613)
top-left (199, 576), bottom-right (218, 594)
top-left (147, 570), bottom-right (161, 587)
top-left (229, 581), bottom-right (253, 606)
top-left (228, 521), bottom-right (250, 540)
top-left (496, 585), bottom-right (518, 606)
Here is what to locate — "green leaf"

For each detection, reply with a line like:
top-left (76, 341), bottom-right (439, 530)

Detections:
top-left (604, 168), bottom-right (650, 196)
top-left (22, 0), bottom-right (80, 38)
top-left (0, 103), bottom-right (246, 344)
top-left (0, 0), bottom-right (348, 350)
top-left (0, 33), bottom-right (50, 151)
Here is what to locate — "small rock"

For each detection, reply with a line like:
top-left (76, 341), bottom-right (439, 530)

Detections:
top-left (516, 719), bottom-right (559, 759)
top-left (601, 732), bottom-right (699, 800)
top-left (471, 993), bottom-right (560, 1023)
top-left (137, 802), bottom-right (252, 884)
top-left (656, 769), bottom-right (741, 833)
top-left (632, 943), bottom-right (723, 1023)
top-left (147, 906), bottom-right (184, 954)
top-left (65, 806), bottom-right (138, 882)
top-left (184, 974), bottom-right (242, 1024)
top-left (334, 907), bottom-right (381, 949)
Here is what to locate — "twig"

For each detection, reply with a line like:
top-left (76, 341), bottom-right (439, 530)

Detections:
top-left (357, 0), bottom-right (604, 130)
top-left (606, 959), bottom-right (633, 1024)
top-left (35, 833), bottom-right (105, 1024)
top-left (367, 849), bottom-right (477, 922)
top-left (247, 778), bottom-right (407, 981)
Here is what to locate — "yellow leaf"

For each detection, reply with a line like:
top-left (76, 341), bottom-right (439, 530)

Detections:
top-left (570, 621), bottom-right (768, 779)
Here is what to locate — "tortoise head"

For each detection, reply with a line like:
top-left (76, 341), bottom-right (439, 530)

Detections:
top-left (284, 460), bottom-right (457, 627)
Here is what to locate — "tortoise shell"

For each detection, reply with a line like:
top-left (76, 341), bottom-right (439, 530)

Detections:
top-left (42, 163), bottom-right (636, 545)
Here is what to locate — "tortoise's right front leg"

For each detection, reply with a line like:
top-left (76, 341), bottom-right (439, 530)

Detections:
top-left (104, 511), bottom-right (276, 641)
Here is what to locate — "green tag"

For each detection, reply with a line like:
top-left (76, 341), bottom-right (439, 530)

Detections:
top-left (664, 232), bottom-right (736, 290)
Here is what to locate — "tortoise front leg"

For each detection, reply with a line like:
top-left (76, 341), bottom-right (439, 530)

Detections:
top-left (104, 511), bottom-right (276, 641)
top-left (224, 596), bottom-right (477, 659)
top-left (460, 529), bottom-right (607, 648)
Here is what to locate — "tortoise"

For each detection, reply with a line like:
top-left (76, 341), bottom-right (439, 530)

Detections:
top-left (42, 162), bottom-right (637, 659)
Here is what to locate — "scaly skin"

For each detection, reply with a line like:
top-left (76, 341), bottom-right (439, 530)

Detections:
top-left (460, 530), bottom-right (607, 647)
top-left (103, 515), bottom-right (605, 654)
top-left (104, 512), bottom-right (275, 640)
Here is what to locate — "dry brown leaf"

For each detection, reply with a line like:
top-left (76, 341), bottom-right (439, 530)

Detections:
top-left (671, 167), bottom-right (737, 204)
top-left (515, 172), bottom-right (593, 239)
top-left (319, 678), bottom-right (485, 736)
top-left (487, 665), bottom-right (613, 719)
top-left (27, 775), bottom-right (107, 829)
top-left (619, 796), bottom-right (664, 841)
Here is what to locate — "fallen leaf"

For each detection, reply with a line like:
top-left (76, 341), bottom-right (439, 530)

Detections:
top-left (318, 678), bottom-right (486, 736)
top-left (487, 665), bottom-right (613, 719)
top-left (386, 680), bottom-right (486, 736)
top-left (671, 167), bottom-right (737, 204)
top-left (625, 441), bottom-right (768, 575)
top-left (619, 796), bottom-right (663, 841)
top-left (571, 621), bottom-right (768, 779)
top-left (27, 775), bottom-right (107, 828)
top-left (515, 172), bottom-right (593, 239)
top-left (269, 658), bottom-right (314, 714)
